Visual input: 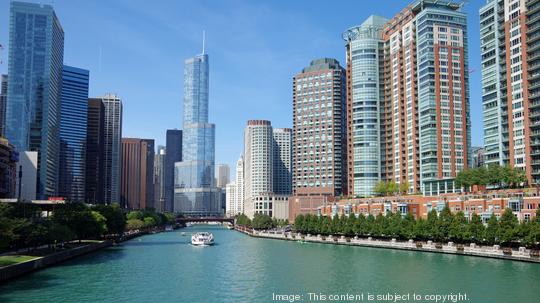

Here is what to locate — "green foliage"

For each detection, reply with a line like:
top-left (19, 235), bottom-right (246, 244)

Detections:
top-left (484, 214), bottom-right (499, 245)
top-left (455, 164), bottom-right (527, 191)
top-left (374, 181), bottom-right (387, 196)
top-left (399, 181), bottom-right (410, 195)
top-left (498, 208), bottom-right (518, 245)
top-left (126, 219), bottom-right (144, 230)
top-left (467, 213), bottom-right (485, 243)
top-left (126, 211), bottom-right (144, 221)
top-left (93, 204), bottom-right (126, 235)
top-left (236, 213), bottom-right (252, 227)
top-left (292, 205), bottom-right (540, 248)
top-left (252, 213), bottom-right (274, 230)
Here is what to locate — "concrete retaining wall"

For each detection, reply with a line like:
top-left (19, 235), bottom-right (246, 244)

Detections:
top-left (236, 228), bottom-right (540, 263)
top-left (0, 241), bottom-right (112, 283)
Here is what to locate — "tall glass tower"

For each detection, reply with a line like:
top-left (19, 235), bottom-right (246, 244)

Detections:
top-left (6, 1), bottom-right (64, 199)
top-left (174, 53), bottom-right (221, 216)
top-left (343, 16), bottom-right (387, 197)
top-left (59, 65), bottom-right (89, 202)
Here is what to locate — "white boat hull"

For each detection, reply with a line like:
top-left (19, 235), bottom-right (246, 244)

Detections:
top-left (191, 232), bottom-right (214, 246)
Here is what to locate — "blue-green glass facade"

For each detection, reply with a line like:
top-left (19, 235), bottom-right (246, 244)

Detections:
top-left (174, 54), bottom-right (221, 216)
top-left (343, 15), bottom-right (387, 197)
top-left (5, 1), bottom-right (64, 199)
top-left (59, 65), bottom-right (89, 202)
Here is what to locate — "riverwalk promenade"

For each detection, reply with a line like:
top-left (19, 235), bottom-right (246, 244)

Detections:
top-left (235, 226), bottom-right (540, 263)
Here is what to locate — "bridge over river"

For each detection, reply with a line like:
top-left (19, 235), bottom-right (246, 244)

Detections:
top-left (176, 217), bottom-right (234, 226)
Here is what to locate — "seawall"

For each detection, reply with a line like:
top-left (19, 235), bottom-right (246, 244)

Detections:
top-left (235, 227), bottom-right (540, 263)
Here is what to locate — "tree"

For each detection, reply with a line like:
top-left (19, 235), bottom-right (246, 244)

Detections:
top-left (294, 214), bottom-right (305, 233)
top-left (252, 213), bottom-right (274, 230)
top-left (455, 169), bottom-right (473, 192)
top-left (48, 222), bottom-right (75, 246)
top-left (413, 218), bottom-right (428, 240)
top-left (426, 209), bottom-right (439, 241)
top-left (400, 212), bottom-right (416, 239)
top-left (449, 211), bottom-right (468, 243)
top-left (236, 214), bottom-right (251, 227)
top-left (374, 181), bottom-right (387, 196)
top-left (126, 211), bottom-right (144, 221)
top-left (467, 213), bottom-right (485, 243)
top-left (484, 214), bottom-right (499, 245)
top-left (354, 214), bottom-right (366, 236)
top-left (498, 208), bottom-right (518, 245)
top-left (330, 214), bottom-right (341, 235)
top-left (126, 219), bottom-right (144, 230)
top-left (387, 212), bottom-right (402, 238)
top-left (486, 164), bottom-right (502, 188)
top-left (144, 217), bottom-right (157, 227)
top-left (399, 181), bottom-right (410, 195)
top-left (437, 206), bottom-right (453, 242)
top-left (387, 181), bottom-right (398, 196)
top-left (93, 204), bottom-right (126, 235)
top-left (344, 213), bottom-right (356, 236)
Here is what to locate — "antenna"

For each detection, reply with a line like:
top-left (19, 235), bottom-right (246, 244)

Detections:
top-left (202, 30), bottom-right (206, 55)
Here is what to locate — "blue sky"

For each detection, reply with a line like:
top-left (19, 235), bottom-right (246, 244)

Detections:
top-left (0, 0), bottom-right (485, 174)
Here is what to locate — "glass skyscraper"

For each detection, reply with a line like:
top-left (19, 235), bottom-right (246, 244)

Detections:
top-left (165, 129), bottom-right (182, 212)
top-left (102, 94), bottom-right (122, 204)
top-left (174, 54), bottom-right (221, 216)
top-left (59, 65), bottom-right (89, 202)
top-left (6, 1), bottom-right (64, 199)
top-left (343, 16), bottom-right (387, 197)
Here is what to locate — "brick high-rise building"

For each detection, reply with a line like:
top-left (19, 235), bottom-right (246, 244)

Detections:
top-left (289, 59), bottom-right (346, 221)
top-left (344, 1), bottom-right (470, 196)
top-left (480, 0), bottom-right (540, 184)
top-left (121, 138), bottom-right (155, 210)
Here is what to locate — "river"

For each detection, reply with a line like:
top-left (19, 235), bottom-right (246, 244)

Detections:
top-left (0, 225), bottom-right (539, 303)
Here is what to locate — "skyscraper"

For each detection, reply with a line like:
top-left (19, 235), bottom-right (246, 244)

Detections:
top-left (397, 1), bottom-right (470, 195)
top-left (343, 17), bottom-right (387, 197)
top-left (215, 164), bottom-right (230, 188)
top-left (102, 94), bottom-right (123, 204)
top-left (121, 138), bottom-right (154, 210)
top-left (154, 145), bottom-right (166, 212)
top-left (174, 53), bottom-right (221, 216)
top-left (244, 120), bottom-right (290, 219)
top-left (0, 75), bottom-right (7, 137)
top-left (480, 0), bottom-right (539, 184)
top-left (340, 1), bottom-right (470, 196)
top-left (272, 128), bottom-right (292, 195)
top-left (225, 182), bottom-right (236, 217)
top-left (6, 1), bottom-right (64, 199)
top-left (85, 98), bottom-right (105, 204)
top-left (58, 65), bottom-right (89, 202)
top-left (289, 58), bottom-right (346, 221)
top-left (165, 129), bottom-right (182, 212)
top-left (291, 58), bottom-right (346, 197)
top-left (234, 156), bottom-right (245, 215)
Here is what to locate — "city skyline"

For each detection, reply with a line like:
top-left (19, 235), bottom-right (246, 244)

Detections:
top-left (0, 0), bottom-right (485, 171)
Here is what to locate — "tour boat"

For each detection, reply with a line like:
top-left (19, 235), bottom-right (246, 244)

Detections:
top-left (191, 232), bottom-right (214, 246)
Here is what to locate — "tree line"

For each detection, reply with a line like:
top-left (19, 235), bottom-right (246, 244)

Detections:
top-left (455, 165), bottom-right (527, 191)
top-left (293, 207), bottom-right (540, 248)
top-left (236, 213), bottom-right (288, 230)
top-left (373, 180), bottom-right (410, 196)
top-left (0, 202), bottom-right (176, 252)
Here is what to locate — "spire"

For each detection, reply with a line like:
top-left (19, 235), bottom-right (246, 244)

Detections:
top-left (202, 30), bottom-right (206, 55)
